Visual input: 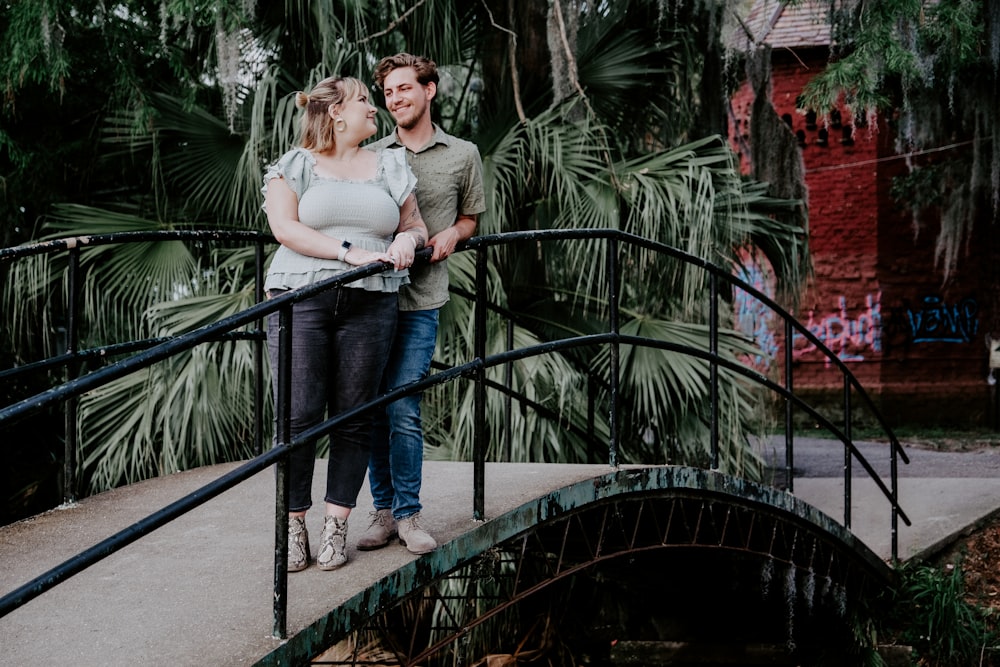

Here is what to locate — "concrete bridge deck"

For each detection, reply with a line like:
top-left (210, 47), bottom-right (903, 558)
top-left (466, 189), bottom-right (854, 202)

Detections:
top-left (3, 439), bottom-right (1000, 666)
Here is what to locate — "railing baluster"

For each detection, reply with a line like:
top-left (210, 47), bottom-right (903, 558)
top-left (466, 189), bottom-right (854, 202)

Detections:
top-left (254, 239), bottom-right (266, 456)
top-left (504, 319), bottom-right (513, 462)
top-left (607, 237), bottom-right (619, 468)
top-left (63, 245), bottom-right (82, 505)
top-left (587, 372), bottom-right (596, 463)
top-left (473, 246), bottom-right (488, 520)
top-left (784, 318), bottom-right (794, 494)
top-left (273, 306), bottom-right (292, 640)
top-left (843, 375), bottom-right (852, 529)
top-left (891, 435), bottom-right (899, 561)
top-left (709, 271), bottom-right (719, 470)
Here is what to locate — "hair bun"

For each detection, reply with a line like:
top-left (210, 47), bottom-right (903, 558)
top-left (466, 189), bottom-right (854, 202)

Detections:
top-left (294, 91), bottom-right (309, 109)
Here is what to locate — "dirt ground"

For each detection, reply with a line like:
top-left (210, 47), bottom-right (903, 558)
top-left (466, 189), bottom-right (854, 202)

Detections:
top-left (910, 434), bottom-right (1000, 617)
top-left (944, 514), bottom-right (1000, 604)
top-left (930, 505), bottom-right (1000, 617)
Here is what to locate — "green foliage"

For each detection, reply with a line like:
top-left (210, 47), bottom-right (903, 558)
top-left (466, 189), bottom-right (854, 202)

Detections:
top-left (2, 0), bottom-right (809, 498)
top-left (916, 0), bottom-right (983, 73)
top-left (887, 561), bottom-right (997, 665)
top-left (0, 1), bottom-right (72, 95)
top-left (889, 163), bottom-right (949, 210)
top-left (78, 247), bottom-right (262, 491)
top-left (801, 0), bottom-right (1000, 281)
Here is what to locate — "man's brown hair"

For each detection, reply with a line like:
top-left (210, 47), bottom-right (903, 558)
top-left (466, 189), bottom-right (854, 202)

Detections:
top-left (373, 53), bottom-right (440, 90)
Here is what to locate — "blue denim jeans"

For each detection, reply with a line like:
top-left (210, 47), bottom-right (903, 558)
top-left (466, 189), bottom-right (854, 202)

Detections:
top-left (267, 287), bottom-right (397, 513)
top-left (367, 308), bottom-right (439, 519)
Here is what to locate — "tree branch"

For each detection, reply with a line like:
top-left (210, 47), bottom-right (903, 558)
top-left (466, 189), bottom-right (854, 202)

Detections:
top-left (358, 0), bottom-right (429, 44)
top-left (480, 0), bottom-right (526, 124)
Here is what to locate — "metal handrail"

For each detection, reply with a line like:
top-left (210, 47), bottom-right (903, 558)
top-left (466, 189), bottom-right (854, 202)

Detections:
top-left (0, 228), bottom-right (910, 634)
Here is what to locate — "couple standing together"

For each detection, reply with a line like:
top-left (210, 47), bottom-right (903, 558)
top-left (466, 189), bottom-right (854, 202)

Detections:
top-left (261, 53), bottom-right (486, 572)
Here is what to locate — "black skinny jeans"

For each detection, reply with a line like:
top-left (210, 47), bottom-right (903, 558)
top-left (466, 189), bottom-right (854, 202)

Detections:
top-left (267, 286), bottom-right (397, 512)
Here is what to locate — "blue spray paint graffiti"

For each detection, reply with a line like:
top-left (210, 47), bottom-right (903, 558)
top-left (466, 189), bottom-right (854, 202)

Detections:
top-left (905, 296), bottom-right (979, 343)
top-left (731, 276), bottom-right (977, 371)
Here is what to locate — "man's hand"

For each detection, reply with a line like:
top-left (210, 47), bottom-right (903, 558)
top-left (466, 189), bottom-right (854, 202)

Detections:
top-left (426, 215), bottom-right (477, 262)
top-left (426, 226), bottom-right (461, 262)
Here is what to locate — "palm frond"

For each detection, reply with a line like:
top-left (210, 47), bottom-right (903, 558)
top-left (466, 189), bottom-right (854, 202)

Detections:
top-left (2, 252), bottom-right (60, 361)
top-left (34, 204), bottom-right (198, 344)
top-left (79, 338), bottom-right (259, 492)
top-left (594, 315), bottom-right (765, 478)
top-left (721, 178), bottom-right (809, 300)
top-left (576, 9), bottom-right (680, 137)
top-left (428, 306), bottom-right (606, 465)
top-left (79, 261), bottom-right (262, 492)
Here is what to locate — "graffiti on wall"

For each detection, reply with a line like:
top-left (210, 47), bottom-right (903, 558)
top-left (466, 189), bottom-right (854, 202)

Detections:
top-left (793, 293), bottom-right (882, 364)
top-left (730, 255), bottom-right (980, 372)
top-left (732, 248), bottom-right (778, 370)
top-left (904, 295), bottom-right (979, 344)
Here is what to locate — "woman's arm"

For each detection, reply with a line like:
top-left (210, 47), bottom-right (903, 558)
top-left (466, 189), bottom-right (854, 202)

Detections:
top-left (386, 192), bottom-right (429, 270)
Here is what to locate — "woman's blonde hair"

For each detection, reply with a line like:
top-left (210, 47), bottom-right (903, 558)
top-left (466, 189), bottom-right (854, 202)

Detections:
top-left (295, 76), bottom-right (367, 152)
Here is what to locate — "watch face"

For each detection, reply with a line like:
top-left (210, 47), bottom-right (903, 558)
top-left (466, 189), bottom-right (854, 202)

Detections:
top-left (342, 240), bottom-right (352, 249)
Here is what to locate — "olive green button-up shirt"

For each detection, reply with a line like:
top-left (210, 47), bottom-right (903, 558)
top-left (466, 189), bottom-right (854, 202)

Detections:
top-left (368, 124), bottom-right (486, 311)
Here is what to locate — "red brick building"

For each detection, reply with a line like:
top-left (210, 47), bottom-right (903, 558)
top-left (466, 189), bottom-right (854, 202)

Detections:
top-left (729, 1), bottom-right (992, 426)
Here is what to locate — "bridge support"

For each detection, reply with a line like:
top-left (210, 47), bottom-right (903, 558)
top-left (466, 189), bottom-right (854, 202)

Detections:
top-left (258, 466), bottom-right (894, 666)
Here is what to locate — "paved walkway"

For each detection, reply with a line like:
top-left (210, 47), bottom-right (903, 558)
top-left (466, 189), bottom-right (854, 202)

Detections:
top-left (758, 436), bottom-right (1000, 560)
top-left (2, 439), bottom-right (1000, 666)
top-left (0, 461), bottom-right (628, 666)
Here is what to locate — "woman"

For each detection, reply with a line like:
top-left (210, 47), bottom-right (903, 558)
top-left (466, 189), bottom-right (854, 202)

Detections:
top-left (262, 76), bottom-right (427, 572)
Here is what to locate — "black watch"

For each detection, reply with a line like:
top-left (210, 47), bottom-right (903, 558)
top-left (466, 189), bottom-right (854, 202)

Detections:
top-left (338, 240), bottom-right (353, 262)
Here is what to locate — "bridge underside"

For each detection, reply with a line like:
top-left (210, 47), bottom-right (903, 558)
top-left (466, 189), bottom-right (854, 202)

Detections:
top-left (258, 467), bottom-right (894, 666)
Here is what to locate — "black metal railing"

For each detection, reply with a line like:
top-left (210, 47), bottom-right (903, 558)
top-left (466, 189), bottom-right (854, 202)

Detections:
top-left (0, 228), bottom-right (910, 638)
top-left (0, 230), bottom-right (274, 503)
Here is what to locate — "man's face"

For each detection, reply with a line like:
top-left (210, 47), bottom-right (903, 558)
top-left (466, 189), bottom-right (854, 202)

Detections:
top-left (382, 66), bottom-right (435, 131)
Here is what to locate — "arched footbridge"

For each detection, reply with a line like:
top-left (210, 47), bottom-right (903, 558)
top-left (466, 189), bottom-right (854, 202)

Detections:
top-left (0, 459), bottom-right (908, 665)
top-left (261, 464), bottom-right (895, 666)
top-left (0, 230), bottom-right (925, 665)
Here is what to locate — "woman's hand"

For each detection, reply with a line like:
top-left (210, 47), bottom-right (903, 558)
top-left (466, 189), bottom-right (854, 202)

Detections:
top-left (386, 232), bottom-right (418, 270)
top-left (392, 193), bottom-right (428, 271)
top-left (343, 246), bottom-right (393, 267)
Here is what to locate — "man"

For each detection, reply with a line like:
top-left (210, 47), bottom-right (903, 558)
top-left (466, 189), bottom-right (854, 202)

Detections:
top-left (360, 53), bottom-right (486, 554)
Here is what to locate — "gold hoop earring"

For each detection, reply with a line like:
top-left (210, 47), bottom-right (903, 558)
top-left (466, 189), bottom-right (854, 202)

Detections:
top-left (334, 116), bottom-right (347, 132)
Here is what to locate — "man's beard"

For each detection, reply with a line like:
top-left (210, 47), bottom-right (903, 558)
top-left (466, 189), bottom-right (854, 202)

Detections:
top-left (395, 104), bottom-right (426, 130)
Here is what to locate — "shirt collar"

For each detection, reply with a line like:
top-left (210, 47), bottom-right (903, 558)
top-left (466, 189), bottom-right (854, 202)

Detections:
top-left (386, 123), bottom-right (451, 153)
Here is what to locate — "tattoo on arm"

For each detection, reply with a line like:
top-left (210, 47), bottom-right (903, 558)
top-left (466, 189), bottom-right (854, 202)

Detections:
top-left (402, 202), bottom-right (426, 246)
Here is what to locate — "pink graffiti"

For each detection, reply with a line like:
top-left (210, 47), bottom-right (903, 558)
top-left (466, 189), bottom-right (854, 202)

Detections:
top-left (793, 293), bottom-right (882, 364)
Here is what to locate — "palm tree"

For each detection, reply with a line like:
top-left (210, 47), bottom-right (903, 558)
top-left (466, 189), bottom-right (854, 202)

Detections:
top-left (2, 0), bottom-right (807, 494)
